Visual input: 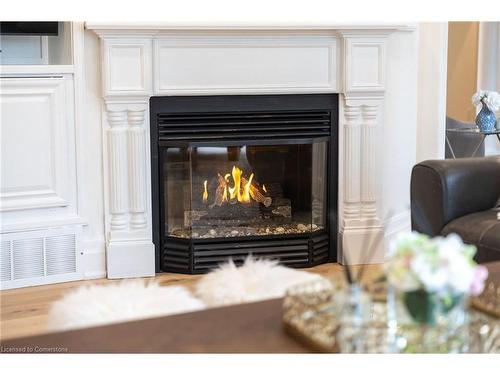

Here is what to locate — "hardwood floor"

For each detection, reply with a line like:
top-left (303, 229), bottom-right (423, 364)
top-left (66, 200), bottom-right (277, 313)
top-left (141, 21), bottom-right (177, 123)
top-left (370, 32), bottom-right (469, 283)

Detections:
top-left (0, 263), bottom-right (381, 341)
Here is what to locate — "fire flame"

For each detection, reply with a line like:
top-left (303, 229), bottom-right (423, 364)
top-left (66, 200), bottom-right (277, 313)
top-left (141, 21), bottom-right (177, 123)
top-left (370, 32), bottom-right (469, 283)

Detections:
top-left (243, 173), bottom-right (254, 203)
top-left (226, 165), bottom-right (253, 203)
top-left (202, 180), bottom-right (209, 203)
top-left (203, 165), bottom-right (271, 208)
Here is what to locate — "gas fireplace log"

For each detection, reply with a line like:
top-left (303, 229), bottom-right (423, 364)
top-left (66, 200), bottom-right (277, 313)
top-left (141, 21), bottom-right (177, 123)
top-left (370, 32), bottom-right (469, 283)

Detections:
top-left (260, 197), bottom-right (292, 223)
top-left (270, 197), bottom-right (292, 218)
top-left (184, 201), bottom-right (261, 227)
top-left (241, 177), bottom-right (272, 207)
top-left (209, 174), bottom-right (228, 209)
top-left (264, 182), bottom-right (284, 198)
top-left (184, 210), bottom-right (209, 227)
top-left (208, 201), bottom-right (260, 218)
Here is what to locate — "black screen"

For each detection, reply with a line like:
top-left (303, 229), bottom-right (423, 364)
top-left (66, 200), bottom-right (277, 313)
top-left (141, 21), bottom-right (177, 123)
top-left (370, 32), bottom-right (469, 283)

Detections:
top-left (0, 22), bottom-right (58, 36)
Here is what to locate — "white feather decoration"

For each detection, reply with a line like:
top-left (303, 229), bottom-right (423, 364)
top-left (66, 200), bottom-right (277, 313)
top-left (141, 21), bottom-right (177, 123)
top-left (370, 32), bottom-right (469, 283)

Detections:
top-left (194, 257), bottom-right (326, 307)
top-left (47, 280), bottom-right (205, 331)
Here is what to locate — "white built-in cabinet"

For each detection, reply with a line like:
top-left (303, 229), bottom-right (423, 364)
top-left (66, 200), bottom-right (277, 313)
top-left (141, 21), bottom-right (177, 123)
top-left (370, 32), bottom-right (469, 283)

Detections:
top-left (1, 76), bottom-right (77, 215)
top-left (0, 23), bottom-right (85, 289)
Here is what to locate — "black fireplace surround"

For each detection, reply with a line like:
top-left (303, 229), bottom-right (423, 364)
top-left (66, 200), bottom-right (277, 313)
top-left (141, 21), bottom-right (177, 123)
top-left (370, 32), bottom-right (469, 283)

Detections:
top-left (150, 94), bottom-right (338, 273)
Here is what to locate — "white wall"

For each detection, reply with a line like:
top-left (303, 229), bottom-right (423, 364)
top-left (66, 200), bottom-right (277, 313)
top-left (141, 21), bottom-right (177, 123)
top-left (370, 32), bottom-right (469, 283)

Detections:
top-left (47, 22), bottom-right (72, 65)
top-left (478, 22), bottom-right (500, 156)
top-left (416, 23), bottom-right (448, 162)
top-left (382, 23), bottom-right (450, 244)
top-left (80, 29), bottom-right (106, 278)
top-left (382, 29), bottom-right (418, 243)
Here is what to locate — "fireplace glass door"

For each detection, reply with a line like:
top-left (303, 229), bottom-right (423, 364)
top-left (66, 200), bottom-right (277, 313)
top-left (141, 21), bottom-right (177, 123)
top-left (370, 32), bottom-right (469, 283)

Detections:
top-left (161, 141), bottom-right (327, 240)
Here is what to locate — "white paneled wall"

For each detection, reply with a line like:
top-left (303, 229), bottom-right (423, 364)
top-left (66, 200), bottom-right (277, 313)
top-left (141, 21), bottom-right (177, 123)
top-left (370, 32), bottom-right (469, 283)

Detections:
top-left (0, 23), bottom-right (104, 289)
top-left (1, 76), bottom-right (75, 214)
top-left (153, 38), bottom-right (337, 94)
top-left (0, 72), bottom-right (86, 289)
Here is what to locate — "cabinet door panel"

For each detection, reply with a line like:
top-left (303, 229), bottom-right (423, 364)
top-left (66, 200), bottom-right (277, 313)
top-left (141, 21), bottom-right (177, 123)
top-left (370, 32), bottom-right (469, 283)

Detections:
top-left (0, 77), bottom-right (76, 214)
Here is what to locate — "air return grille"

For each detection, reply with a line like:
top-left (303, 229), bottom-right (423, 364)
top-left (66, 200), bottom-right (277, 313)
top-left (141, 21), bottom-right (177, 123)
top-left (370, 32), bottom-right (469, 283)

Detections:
top-left (46, 234), bottom-right (77, 276)
top-left (1, 241), bottom-right (12, 281)
top-left (13, 238), bottom-right (44, 280)
top-left (0, 226), bottom-right (82, 290)
top-left (157, 110), bottom-right (332, 141)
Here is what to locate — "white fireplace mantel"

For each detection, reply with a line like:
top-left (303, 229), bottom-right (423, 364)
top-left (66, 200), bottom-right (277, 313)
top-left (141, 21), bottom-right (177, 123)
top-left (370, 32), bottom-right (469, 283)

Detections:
top-left (86, 23), bottom-right (416, 278)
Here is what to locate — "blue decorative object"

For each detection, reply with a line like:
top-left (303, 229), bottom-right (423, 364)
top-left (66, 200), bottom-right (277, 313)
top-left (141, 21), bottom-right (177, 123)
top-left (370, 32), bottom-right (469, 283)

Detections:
top-left (475, 102), bottom-right (497, 132)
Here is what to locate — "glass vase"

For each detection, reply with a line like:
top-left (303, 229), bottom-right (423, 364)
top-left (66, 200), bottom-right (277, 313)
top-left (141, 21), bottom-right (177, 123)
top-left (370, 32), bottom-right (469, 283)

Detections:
top-left (336, 284), bottom-right (373, 353)
top-left (388, 288), bottom-right (470, 353)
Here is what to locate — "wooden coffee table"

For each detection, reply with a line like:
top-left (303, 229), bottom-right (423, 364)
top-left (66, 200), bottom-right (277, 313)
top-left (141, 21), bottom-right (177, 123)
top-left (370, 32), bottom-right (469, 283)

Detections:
top-left (2, 262), bottom-right (498, 353)
top-left (0, 298), bottom-right (310, 353)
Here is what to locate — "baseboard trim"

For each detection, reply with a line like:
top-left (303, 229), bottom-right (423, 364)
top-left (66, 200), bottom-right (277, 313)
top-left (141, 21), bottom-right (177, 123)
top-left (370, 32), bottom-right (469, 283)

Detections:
top-left (384, 209), bottom-right (411, 242)
top-left (338, 209), bottom-right (411, 265)
top-left (106, 239), bottom-right (155, 279)
top-left (83, 270), bottom-right (107, 279)
top-left (338, 226), bottom-right (385, 265)
top-left (82, 238), bottom-right (106, 279)
top-left (383, 209), bottom-right (412, 258)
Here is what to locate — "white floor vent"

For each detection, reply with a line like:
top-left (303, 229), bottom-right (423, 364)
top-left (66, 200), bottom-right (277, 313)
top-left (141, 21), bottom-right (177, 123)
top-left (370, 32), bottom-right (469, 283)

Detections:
top-left (0, 226), bottom-right (83, 290)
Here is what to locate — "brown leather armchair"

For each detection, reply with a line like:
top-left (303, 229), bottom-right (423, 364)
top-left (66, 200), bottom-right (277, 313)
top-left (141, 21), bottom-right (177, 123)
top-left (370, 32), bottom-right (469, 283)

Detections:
top-left (411, 157), bottom-right (500, 263)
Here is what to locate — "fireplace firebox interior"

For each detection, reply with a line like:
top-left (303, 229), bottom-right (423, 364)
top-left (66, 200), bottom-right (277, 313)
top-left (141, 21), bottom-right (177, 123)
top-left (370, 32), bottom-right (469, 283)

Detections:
top-left (151, 94), bottom-right (338, 273)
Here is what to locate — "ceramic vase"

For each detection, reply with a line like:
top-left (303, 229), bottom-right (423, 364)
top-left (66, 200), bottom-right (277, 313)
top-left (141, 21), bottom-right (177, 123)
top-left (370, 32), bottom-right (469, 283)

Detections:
top-left (475, 101), bottom-right (497, 132)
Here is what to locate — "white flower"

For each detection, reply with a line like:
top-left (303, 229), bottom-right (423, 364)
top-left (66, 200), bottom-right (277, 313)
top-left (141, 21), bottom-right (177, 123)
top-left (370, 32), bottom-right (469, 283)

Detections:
top-left (484, 91), bottom-right (500, 112)
top-left (387, 231), bottom-right (420, 257)
top-left (448, 255), bottom-right (475, 293)
top-left (472, 90), bottom-right (500, 112)
top-left (386, 232), bottom-right (482, 295)
top-left (410, 254), bottom-right (448, 293)
top-left (436, 234), bottom-right (476, 293)
top-left (386, 256), bottom-right (421, 292)
top-left (433, 234), bottom-right (458, 258)
top-left (472, 90), bottom-right (486, 106)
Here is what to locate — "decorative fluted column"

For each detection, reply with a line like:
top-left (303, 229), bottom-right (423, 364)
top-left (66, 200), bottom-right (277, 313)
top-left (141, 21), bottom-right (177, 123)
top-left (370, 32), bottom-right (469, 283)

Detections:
top-left (361, 104), bottom-right (379, 220)
top-left (340, 98), bottom-right (384, 264)
top-left (106, 110), bottom-right (129, 231)
top-left (338, 29), bottom-right (389, 264)
top-left (95, 34), bottom-right (155, 279)
top-left (127, 109), bottom-right (148, 230)
top-left (105, 103), bottom-right (155, 279)
top-left (343, 104), bottom-right (362, 224)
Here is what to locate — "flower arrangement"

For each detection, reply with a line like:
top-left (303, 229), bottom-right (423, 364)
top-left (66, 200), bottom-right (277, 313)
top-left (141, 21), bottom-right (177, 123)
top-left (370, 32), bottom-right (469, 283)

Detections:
top-left (386, 232), bottom-right (488, 296)
top-left (472, 90), bottom-right (500, 112)
top-left (386, 232), bottom-right (488, 324)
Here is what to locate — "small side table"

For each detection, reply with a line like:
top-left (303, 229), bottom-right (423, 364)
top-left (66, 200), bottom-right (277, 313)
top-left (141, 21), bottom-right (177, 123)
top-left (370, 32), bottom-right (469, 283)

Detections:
top-left (446, 127), bottom-right (500, 159)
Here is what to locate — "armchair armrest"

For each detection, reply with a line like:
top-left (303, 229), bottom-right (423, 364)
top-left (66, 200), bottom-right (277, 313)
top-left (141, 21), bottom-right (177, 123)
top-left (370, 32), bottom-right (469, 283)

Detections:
top-left (411, 157), bottom-right (500, 236)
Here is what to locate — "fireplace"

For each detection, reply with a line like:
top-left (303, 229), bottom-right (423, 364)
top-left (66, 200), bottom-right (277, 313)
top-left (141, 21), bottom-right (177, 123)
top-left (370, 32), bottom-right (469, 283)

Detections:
top-left (150, 94), bottom-right (338, 273)
top-left (85, 24), bottom-right (414, 279)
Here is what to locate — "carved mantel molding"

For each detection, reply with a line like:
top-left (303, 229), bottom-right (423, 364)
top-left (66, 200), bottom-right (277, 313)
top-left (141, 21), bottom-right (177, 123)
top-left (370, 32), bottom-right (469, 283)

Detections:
top-left (88, 24), bottom-right (411, 277)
